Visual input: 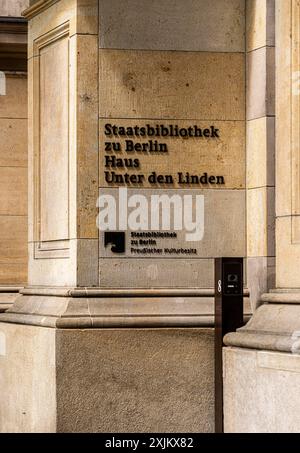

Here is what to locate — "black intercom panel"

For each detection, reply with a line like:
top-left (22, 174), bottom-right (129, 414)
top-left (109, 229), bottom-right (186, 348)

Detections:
top-left (222, 260), bottom-right (243, 296)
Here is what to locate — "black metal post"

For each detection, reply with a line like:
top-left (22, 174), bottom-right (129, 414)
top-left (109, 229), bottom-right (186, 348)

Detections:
top-left (214, 257), bottom-right (244, 433)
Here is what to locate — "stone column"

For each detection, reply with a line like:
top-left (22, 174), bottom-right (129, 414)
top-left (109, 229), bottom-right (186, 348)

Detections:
top-left (224, 0), bottom-right (300, 433)
top-left (0, 0), bottom-right (248, 432)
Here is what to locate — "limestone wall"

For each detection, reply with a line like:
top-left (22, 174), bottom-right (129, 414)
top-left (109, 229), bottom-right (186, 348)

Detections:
top-left (0, 73), bottom-right (27, 285)
top-left (98, 0), bottom-right (246, 288)
top-left (0, 0), bottom-right (29, 16)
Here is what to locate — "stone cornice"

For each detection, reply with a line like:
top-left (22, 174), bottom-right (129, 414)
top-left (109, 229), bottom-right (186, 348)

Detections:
top-left (22, 0), bottom-right (60, 20)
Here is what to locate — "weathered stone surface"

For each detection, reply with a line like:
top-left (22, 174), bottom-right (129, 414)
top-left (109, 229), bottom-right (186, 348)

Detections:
top-left (0, 167), bottom-right (27, 216)
top-left (0, 291), bottom-right (21, 312)
top-left (276, 216), bottom-right (300, 288)
top-left (56, 328), bottom-right (214, 433)
top-left (0, 74), bottom-right (27, 119)
top-left (0, 216), bottom-right (27, 262)
top-left (99, 188), bottom-right (245, 263)
top-left (28, 241), bottom-right (77, 287)
top-left (100, 119), bottom-right (245, 189)
top-left (246, 0), bottom-right (267, 51)
top-left (99, 50), bottom-right (245, 120)
top-left (77, 239), bottom-right (98, 287)
top-left (276, 0), bottom-right (292, 218)
top-left (39, 35), bottom-right (69, 241)
top-left (247, 186), bottom-right (275, 257)
top-left (266, 0), bottom-right (276, 47)
top-left (0, 119), bottom-right (27, 168)
top-left (75, 34), bottom-right (99, 239)
top-left (247, 116), bottom-right (275, 189)
top-left (99, 0), bottom-right (245, 52)
top-left (224, 347), bottom-right (300, 433)
top-left (224, 302), bottom-right (300, 352)
top-left (247, 46), bottom-right (275, 120)
top-left (0, 0), bottom-right (29, 16)
top-left (246, 0), bottom-right (275, 52)
top-left (0, 264), bottom-right (27, 286)
top-left (0, 74), bottom-right (28, 287)
top-left (27, 0), bottom-right (98, 59)
top-left (27, 2), bottom-right (99, 287)
top-left (223, 3), bottom-right (300, 434)
top-left (99, 258), bottom-right (215, 289)
top-left (0, 323), bottom-right (214, 432)
top-left (0, 289), bottom-right (251, 328)
top-left (76, 0), bottom-right (98, 35)
top-left (246, 256), bottom-right (275, 310)
top-left (0, 322), bottom-right (56, 433)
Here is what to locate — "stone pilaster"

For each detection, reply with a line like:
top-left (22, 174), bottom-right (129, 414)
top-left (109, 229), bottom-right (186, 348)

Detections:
top-left (25, 0), bottom-right (99, 288)
top-left (224, 0), bottom-right (300, 433)
top-left (246, 0), bottom-right (276, 310)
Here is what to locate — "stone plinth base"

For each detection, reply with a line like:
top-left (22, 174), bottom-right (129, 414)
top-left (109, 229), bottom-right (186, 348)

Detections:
top-left (0, 288), bottom-right (251, 432)
top-left (0, 322), bottom-right (214, 433)
top-left (224, 347), bottom-right (300, 433)
top-left (223, 291), bottom-right (300, 432)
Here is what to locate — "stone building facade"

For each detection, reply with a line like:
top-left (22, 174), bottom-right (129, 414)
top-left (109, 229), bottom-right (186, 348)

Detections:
top-left (0, 0), bottom-right (298, 433)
